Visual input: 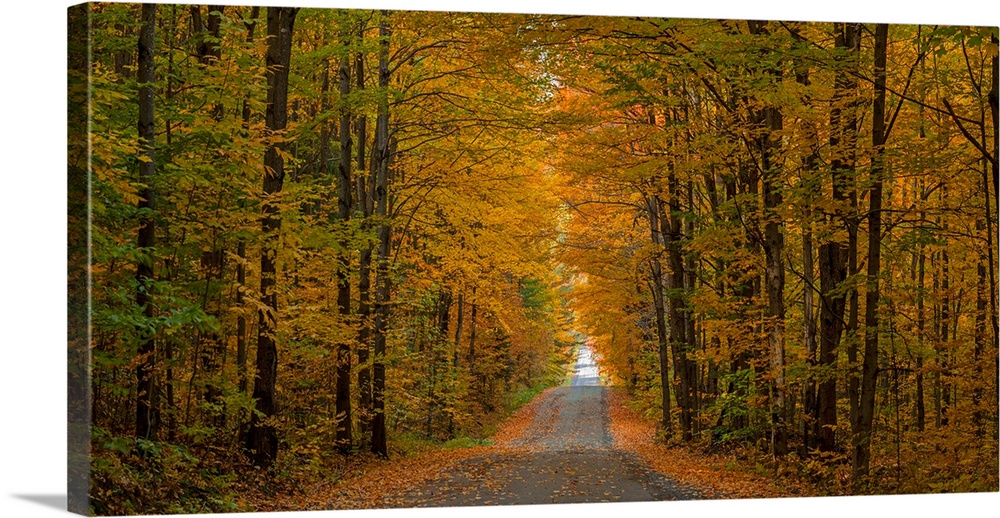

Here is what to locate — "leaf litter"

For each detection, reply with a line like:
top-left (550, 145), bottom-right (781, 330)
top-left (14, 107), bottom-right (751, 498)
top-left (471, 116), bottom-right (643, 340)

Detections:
top-left (254, 384), bottom-right (812, 512)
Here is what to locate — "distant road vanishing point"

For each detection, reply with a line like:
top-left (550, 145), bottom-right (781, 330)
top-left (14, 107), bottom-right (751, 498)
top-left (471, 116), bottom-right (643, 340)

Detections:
top-left (394, 344), bottom-right (705, 507)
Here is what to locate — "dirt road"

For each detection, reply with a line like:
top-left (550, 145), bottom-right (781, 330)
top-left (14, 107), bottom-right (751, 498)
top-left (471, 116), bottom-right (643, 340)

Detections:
top-left (395, 346), bottom-right (704, 506)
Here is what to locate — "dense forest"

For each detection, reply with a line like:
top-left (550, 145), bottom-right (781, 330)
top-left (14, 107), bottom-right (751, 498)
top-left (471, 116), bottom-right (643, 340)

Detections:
top-left (67, 2), bottom-right (997, 515)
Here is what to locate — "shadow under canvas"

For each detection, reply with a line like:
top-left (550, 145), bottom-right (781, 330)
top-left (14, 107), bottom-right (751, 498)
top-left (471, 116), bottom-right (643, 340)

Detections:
top-left (13, 494), bottom-right (67, 511)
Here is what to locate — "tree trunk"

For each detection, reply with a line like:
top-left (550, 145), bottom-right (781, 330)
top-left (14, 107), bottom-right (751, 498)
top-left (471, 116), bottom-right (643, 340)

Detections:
top-left (916, 243), bottom-right (926, 432)
top-left (236, 4), bottom-right (259, 401)
top-left (645, 194), bottom-right (673, 437)
top-left (246, 5), bottom-right (298, 469)
top-left (236, 239), bottom-right (248, 394)
top-left (816, 22), bottom-right (860, 454)
top-left (846, 224), bottom-right (860, 443)
top-left (370, 12), bottom-right (392, 458)
top-left (992, 33), bottom-right (1000, 202)
top-left (355, 23), bottom-right (373, 443)
top-left (454, 291), bottom-right (464, 368)
top-left (192, 5), bottom-right (226, 419)
top-left (684, 182), bottom-right (699, 437)
top-left (748, 19), bottom-right (788, 457)
top-left (802, 222), bottom-right (818, 449)
top-left (761, 108), bottom-right (786, 457)
top-left (135, 2), bottom-right (158, 442)
top-left (852, 23), bottom-right (888, 483)
top-left (468, 287), bottom-right (478, 372)
top-left (426, 287), bottom-right (452, 438)
top-left (974, 238), bottom-right (987, 437)
top-left (721, 171), bottom-right (750, 433)
top-left (939, 242), bottom-right (950, 427)
top-left (191, 5), bottom-right (224, 65)
top-left (932, 250), bottom-right (942, 428)
top-left (986, 34), bottom-right (999, 440)
top-left (663, 169), bottom-right (693, 441)
top-left (334, 15), bottom-right (354, 454)
top-left (314, 56), bottom-right (331, 185)
top-left (793, 37), bottom-right (821, 453)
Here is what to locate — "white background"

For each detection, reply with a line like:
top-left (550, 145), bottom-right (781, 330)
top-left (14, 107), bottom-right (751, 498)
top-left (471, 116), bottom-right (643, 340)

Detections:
top-left (1, 1), bottom-right (998, 517)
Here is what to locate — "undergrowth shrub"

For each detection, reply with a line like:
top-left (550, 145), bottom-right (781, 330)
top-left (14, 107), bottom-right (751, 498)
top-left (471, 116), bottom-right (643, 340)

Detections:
top-left (90, 428), bottom-right (238, 515)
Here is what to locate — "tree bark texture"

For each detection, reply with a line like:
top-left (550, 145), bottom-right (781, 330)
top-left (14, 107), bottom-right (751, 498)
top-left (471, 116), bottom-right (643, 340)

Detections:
top-left (135, 2), bottom-right (158, 442)
top-left (853, 22), bottom-right (888, 483)
top-left (335, 15), bottom-right (354, 453)
top-left (663, 168), bottom-right (694, 441)
top-left (371, 12), bottom-right (392, 458)
top-left (355, 25), bottom-right (373, 442)
top-left (748, 19), bottom-right (788, 457)
top-left (246, 5), bottom-right (298, 469)
top-left (645, 194), bottom-right (673, 437)
top-left (816, 21), bottom-right (860, 454)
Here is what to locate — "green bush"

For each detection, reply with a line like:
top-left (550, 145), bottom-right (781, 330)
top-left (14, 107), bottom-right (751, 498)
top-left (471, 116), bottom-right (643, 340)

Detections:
top-left (90, 428), bottom-right (238, 515)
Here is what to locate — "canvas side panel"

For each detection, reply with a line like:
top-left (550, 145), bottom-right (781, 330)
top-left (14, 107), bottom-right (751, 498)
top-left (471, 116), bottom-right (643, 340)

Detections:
top-left (67, 2), bottom-right (93, 515)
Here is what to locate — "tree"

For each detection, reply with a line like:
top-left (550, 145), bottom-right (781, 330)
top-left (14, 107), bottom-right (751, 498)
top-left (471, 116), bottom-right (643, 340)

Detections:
top-left (370, 11), bottom-right (392, 458)
top-left (817, 22), bottom-right (860, 454)
top-left (644, 192), bottom-right (673, 436)
top-left (852, 22), bottom-right (888, 483)
top-left (246, 5), bottom-right (299, 469)
top-left (355, 18), bottom-right (374, 445)
top-left (334, 10), bottom-right (354, 454)
top-left (135, 2), bottom-right (157, 441)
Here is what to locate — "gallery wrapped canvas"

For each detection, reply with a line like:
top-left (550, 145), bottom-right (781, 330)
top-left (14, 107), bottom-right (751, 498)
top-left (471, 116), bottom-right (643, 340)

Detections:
top-left (67, 1), bottom-right (998, 516)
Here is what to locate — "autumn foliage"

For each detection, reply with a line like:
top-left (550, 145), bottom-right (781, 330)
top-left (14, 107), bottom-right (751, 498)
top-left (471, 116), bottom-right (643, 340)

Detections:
top-left (548, 18), bottom-right (998, 494)
top-left (67, 3), bottom-right (997, 514)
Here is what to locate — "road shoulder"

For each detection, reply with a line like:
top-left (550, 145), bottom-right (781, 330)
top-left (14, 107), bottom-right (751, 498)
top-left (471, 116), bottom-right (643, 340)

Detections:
top-left (607, 388), bottom-right (816, 499)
